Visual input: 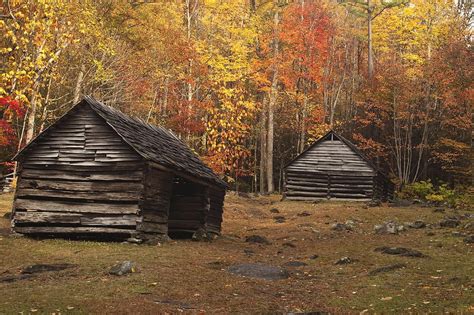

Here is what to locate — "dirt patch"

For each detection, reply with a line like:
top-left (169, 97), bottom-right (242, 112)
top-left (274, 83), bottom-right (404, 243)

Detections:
top-left (228, 263), bottom-right (289, 280)
top-left (245, 234), bottom-right (271, 245)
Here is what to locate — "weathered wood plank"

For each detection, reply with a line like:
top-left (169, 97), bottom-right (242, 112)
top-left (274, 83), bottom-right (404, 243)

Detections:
top-left (14, 211), bottom-right (81, 224)
top-left (285, 191), bottom-right (328, 197)
top-left (15, 199), bottom-right (139, 214)
top-left (80, 215), bottom-right (139, 226)
top-left (17, 188), bottom-right (140, 202)
top-left (21, 168), bottom-right (143, 181)
top-left (19, 179), bottom-right (143, 192)
top-left (14, 226), bottom-right (135, 234)
top-left (13, 211), bottom-right (139, 226)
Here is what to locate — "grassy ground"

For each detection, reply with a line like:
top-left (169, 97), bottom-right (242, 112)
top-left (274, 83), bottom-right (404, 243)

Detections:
top-left (0, 193), bottom-right (473, 314)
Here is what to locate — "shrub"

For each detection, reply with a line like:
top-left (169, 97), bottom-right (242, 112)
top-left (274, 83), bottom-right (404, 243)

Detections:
top-left (398, 180), bottom-right (434, 200)
top-left (426, 184), bottom-right (456, 204)
top-left (399, 180), bottom-right (469, 208)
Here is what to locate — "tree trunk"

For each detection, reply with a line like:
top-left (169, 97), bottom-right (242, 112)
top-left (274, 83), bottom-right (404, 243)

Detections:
top-left (25, 89), bottom-right (39, 143)
top-left (299, 94), bottom-right (307, 153)
top-left (267, 5), bottom-right (280, 193)
top-left (367, 0), bottom-right (374, 81)
top-left (73, 63), bottom-right (86, 104)
top-left (259, 99), bottom-right (267, 194)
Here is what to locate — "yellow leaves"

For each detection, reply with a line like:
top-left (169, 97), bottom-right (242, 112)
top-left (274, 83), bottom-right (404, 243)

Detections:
top-left (373, 0), bottom-right (458, 71)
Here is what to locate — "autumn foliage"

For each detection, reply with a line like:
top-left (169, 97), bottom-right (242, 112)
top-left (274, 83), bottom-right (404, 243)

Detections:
top-left (0, 0), bottom-right (471, 190)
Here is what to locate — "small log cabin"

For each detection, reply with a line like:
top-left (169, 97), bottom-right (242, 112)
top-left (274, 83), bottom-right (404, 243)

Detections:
top-left (11, 96), bottom-right (227, 242)
top-left (284, 130), bottom-right (394, 201)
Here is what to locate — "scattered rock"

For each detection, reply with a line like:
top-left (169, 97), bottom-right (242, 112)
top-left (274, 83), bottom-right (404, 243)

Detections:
top-left (309, 255), bottom-right (319, 260)
top-left (374, 247), bottom-right (425, 258)
top-left (125, 237), bottom-right (143, 244)
top-left (109, 261), bottom-right (138, 276)
top-left (407, 220), bottom-right (426, 229)
top-left (463, 222), bottom-right (474, 231)
top-left (439, 218), bottom-right (460, 228)
top-left (463, 235), bottom-right (474, 244)
top-left (389, 199), bottom-right (412, 207)
top-left (331, 223), bottom-right (353, 232)
top-left (192, 227), bottom-right (211, 241)
top-left (335, 257), bottom-right (353, 265)
top-left (243, 249), bottom-right (255, 256)
top-left (345, 220), bottom-right (356, 226)
top-left (143, 234), bottom-right (171, 245)
top-left (245, 235), bottom-right (271, 245)
top-left (228, 263), bottom-right (289, 280)
top-left (1, 263), bottom-right (77, 283)
top-left (297, 211), bottom-right (311, 217)
top-left (433, 208), bottom-right (445, 213)
top-left (0, 274), bottom-right (35, 283)
top-left (270, 208), bottom-right (280, 214)
top-left (2, 212), bottom-right (11, 219)
top-left (451, 231), bottom-right (465, 237)
top-left (367, 199), bottom-right (382, 207)
top-left (274, 216), bottom-right (286, 223)
top-left (426, 231), bottom-right (435, 236)
top-left (368, 263), bottom-right (407, 276)
top-left (374, 221), bottom-right (404, 234)
top-left (282, 242), bottom-right (296, 248)
top-left (22, 263), bottom-right (76, 274)
top-left (283, 261), bottom-right (308, 267)
top-left (238, 192), bottom-right (251, 198)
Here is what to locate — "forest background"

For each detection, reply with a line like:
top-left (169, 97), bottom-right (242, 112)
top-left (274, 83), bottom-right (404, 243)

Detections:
top-left (0, 0), bottom-right (472, 194)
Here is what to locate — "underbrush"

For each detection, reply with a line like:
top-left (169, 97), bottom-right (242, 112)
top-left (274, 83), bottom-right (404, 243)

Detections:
top-left (397, 180), bottom-right (472, 208)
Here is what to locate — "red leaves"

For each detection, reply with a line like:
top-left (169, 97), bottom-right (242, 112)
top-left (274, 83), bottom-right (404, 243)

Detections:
top-left (0, 97), bottom-right (26, 119)
top-left (0, 96), bottom-right (25, 159)
top-left (279, 2), bottom-right (332, 92)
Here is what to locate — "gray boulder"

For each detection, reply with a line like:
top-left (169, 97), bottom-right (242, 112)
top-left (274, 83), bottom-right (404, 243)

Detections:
top-left (109, 261), bottom-right (138, 276)
top-left (439, 218), bottom-right (460, 228)
top-left (407, 220), bottom-right (426, 229)
top-left (335, 257), bottom-right (353, 265)
top-left (331, 223), bottom-right (353, 232)
top-left (374, 221), bottom-right (404, 234)
top-left (463, 235), bottom-right (474, 244)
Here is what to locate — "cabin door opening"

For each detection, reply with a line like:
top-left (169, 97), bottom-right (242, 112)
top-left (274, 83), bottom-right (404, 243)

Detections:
top-left (168, 177), bottom-right (207, 238)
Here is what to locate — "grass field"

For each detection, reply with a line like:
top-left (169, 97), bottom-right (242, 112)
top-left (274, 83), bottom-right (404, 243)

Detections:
top-left (0, 192), bottom-right (473, 314)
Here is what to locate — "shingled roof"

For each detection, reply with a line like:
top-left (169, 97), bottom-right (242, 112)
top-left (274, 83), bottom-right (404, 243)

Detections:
top-left (15, 96), bottom-right (227, 188)
top-left (285, 130), bottom-right (392, 182)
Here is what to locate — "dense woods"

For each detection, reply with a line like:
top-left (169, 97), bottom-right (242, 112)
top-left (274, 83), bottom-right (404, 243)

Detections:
top-left (1, 0), bottom-right (472, 192)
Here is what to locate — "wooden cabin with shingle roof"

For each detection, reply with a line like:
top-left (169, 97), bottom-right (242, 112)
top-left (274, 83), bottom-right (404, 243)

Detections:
top-left (284, 130), bottom-right (394, 201)
top-left (11, 96), bottom-right (226, 242)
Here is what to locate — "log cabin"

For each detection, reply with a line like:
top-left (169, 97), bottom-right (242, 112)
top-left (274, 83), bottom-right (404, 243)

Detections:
top-left (11, 96), bottom-right (227, 242)
top-left (284, 130), bottom-right (394, 201)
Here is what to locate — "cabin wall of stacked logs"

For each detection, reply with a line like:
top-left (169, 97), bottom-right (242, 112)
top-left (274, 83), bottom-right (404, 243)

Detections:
top-left (284, 171), bottom-right (378, 200)
top-left (283, 138), bottom-right (392, 201)
top-left (12, 105), bottom-right (145, 235)
top-left (137, 165), bottom-right (224, 237)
